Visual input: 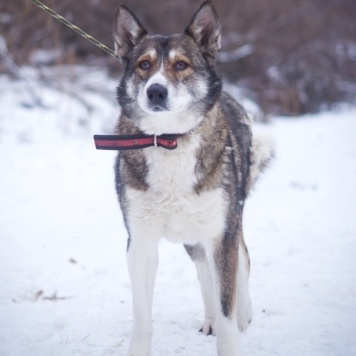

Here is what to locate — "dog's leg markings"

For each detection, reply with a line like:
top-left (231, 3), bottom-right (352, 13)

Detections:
top-left (185, 244), bottom-right (216, 336)
top-left (126, 235), bottom-right (159, 356)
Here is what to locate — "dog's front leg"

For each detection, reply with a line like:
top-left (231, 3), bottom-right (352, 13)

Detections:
top-left (126, 234), bottom-right (159, 356)
top-left (209, 234), bottom-right (241, 356)
top-left (185, 243), bottom-right (216, 335)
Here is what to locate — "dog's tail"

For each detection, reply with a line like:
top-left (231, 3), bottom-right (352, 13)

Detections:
top-left (247, 131), bottom-right (275, 194)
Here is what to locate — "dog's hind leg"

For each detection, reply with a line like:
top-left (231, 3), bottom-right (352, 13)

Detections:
top-left (184, 243), bottom-right (216, 335)
top-left (126, 231), bottom-right (159, 356)
top-left (208, 233), bottom-right (241, 356)
top-left (236, 236), bottom-right (253, 332)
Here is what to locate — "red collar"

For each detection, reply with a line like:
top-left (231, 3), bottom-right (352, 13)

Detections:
top-left (94, 134), bottom-right (180, 150)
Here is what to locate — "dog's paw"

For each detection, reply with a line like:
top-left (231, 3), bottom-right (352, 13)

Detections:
top-left (199, 319), bottom-right (216, 336)
top-left (237, 297), bottom-right (253, 332)
top-left (127, 337), bottom-right (151, 356)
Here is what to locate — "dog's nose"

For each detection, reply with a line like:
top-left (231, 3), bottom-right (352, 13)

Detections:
top-left (147, 84), bottom-right (168, 106)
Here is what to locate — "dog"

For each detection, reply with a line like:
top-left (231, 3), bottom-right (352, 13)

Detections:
top-left (112, 1), bottom-right (273, 355)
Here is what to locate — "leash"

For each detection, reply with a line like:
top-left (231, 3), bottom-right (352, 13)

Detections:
top-left (94, 134), bottom-right (180, 151)
top-left (28, 0), bottom-right (120, 60)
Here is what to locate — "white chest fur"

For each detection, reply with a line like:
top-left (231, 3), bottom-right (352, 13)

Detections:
top-left (125, 135), bottom-right (227, 244)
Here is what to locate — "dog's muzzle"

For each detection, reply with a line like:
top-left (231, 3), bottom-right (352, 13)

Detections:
top-left (147, 83), bottom-right (168, 111)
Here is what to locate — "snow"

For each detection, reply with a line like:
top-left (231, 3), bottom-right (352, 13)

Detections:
top-left (1, 69), bottom-right (356, 356)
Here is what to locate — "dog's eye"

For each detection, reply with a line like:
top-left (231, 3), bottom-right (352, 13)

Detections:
top-left (175, 61), bottom-right (188, 71)
top-left (139, 61), bottom-right (151, 70)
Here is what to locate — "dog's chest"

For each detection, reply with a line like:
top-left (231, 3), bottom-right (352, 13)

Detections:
top-left (146, 136), bottom-right (200, 194)
top-left (126, 136), bottom-right (227, 243)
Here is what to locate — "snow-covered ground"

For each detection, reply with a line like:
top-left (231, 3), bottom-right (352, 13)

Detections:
top-left (0, 69), bottom-right (355, 356)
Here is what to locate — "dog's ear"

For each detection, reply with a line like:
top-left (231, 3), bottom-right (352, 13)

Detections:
top-left (113, 5), bottom-right (147, 61)
top-left (185, 1), bottom-right (221, 58)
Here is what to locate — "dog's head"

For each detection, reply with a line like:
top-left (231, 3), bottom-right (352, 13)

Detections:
top-left (114, 1), bottom-right (222, 135)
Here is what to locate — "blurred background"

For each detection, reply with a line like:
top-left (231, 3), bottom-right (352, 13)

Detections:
top-left (1, 3), bottom-right (356, 355)
top-left (1, 0), bottom-right (356, 116)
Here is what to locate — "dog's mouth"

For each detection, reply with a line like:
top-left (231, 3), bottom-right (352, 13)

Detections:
top-left (150, 104), bottom-right (168, 112)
